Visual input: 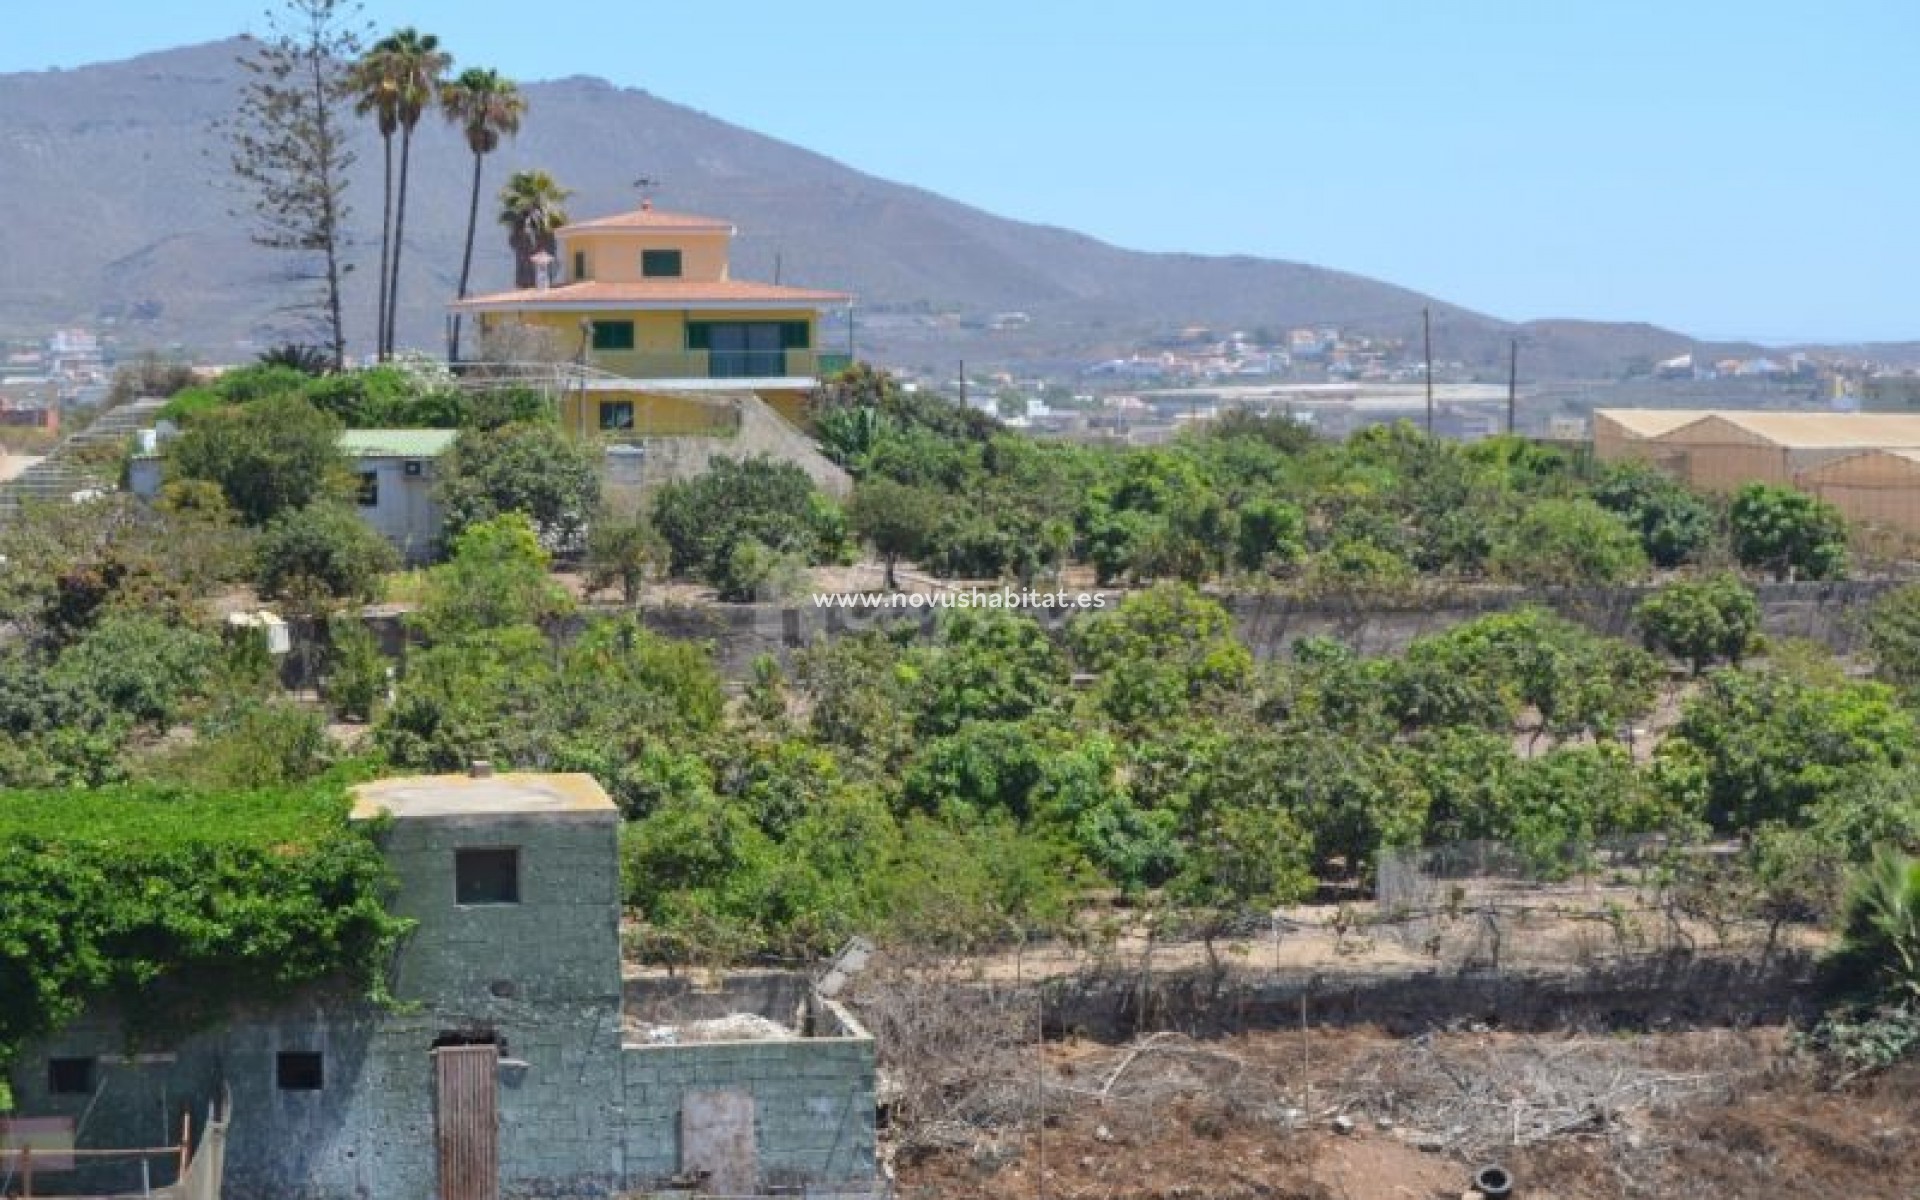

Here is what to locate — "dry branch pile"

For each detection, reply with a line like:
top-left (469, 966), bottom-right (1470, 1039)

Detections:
top-left (1337, 1034), bottom-right (1747, 1164)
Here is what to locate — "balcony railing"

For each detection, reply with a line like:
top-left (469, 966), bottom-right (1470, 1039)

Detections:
top-left (586, 348), bottom-right (841, 381)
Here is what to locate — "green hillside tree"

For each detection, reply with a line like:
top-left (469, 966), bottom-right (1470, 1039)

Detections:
top-left (168, 395), bottom-right (347, 525)
top-left (228, 0), bottom-right (364, 368)
top-left (1728, 482), bottom-right (1848, 581)
top-left (1635, 573), bottom-right (1760, 675)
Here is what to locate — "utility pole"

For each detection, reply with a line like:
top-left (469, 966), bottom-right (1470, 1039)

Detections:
top-left (1506, 338), bottom-right (1519, 435)
top-left (1422, 307), bottom-right (1434, 436)
top-left (959, 359), bottom-right (967, 409)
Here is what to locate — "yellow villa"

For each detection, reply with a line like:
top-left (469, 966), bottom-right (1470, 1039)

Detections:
top-left (453, 202), bottom-right (852, 435)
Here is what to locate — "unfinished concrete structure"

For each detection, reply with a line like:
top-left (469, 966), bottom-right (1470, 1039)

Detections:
top-left (5, 772), bottom-right (877, 1199)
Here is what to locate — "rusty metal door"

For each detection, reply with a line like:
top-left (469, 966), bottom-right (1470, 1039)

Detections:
top-left (433, 1043), bottom-right (499, 1200)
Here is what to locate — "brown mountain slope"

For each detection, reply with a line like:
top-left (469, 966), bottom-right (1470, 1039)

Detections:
top-left (0, 38), bottom-right (1725, 377)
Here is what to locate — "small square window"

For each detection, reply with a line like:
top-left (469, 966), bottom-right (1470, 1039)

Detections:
top-left (276, 1051), bottom-right (324, 1091)
top-left (599, 401), bottom-right (635, 431)
top-left (641, 249), bottom-right (683, 278)
top-left (455, 847), bottom-right (520, 905)
top-left (355, 471), bottom-right (379, 507)
top-left (591, 321), bottom-right (635, 351)
top-left (48, 1057), bottom-right (95, 1095)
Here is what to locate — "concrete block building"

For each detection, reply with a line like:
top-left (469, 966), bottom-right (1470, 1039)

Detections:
top-left (5, 772), bottom-right (878, 1199)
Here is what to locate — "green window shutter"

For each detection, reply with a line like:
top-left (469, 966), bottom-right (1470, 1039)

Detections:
top-left (573, 251), bottom-right (587, 281)
top-left (780, 321), bottom-right (811, 349)
top-left (591, 321), bottom-right (635, 350)
top-left (685, 322), bottom-right (712, 351)
top-left (642, 249), bottom-right (683, 278)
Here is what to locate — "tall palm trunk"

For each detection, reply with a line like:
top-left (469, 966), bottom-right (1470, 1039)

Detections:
top-left (374, 133), bottom-right (393, 359)
top-left (385, 125), bottom-right (415, 356)
top-left (450, 148), bottom-right (483, 362)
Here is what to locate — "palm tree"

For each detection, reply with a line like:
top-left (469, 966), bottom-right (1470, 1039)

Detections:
top-left (440, 67), bottom-right (525, 361)
top-left (498, 170), bottom-right (572, 290)
top-left (348, 51), bottom-right (401, 358)
top-left (369, 28), bottom-right (450, 358)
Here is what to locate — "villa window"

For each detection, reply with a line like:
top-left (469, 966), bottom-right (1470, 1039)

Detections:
top-left (455, 847), bottom-right (521, 905)
top-left (48, 1057), bottom-right (95, 1095)
top-left (599, 401), bottom-right (635, 431)
top-left (688, 320), bottom-right (803, 377)
top-left (572, 250), bottom-right (587, 281)
top-left (276, 1052), bottom-right (324, 1091)
top-left (355, 471), bottom-right (379, 507)
top-left (641, 249), bottom-right (683, 278)
top-left (591, 321), bottom-right (635, 351)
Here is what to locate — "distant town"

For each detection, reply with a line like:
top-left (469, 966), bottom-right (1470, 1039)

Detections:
top-left (13, 317), bottom-right (1920, 461)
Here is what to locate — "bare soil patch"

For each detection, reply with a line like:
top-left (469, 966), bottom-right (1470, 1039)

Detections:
top-left (891, 1026), bottom-right (1920, 1200)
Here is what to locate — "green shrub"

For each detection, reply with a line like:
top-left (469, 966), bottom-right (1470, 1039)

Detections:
top-left (255, 501), bottom-right (400, 603)
top-left (324, 615), bottom-right (390, 722)
top-left (1827, 847), bottom-right (1920, 1003)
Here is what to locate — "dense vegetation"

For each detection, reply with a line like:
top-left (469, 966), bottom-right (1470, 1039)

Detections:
top-left (805, 365), bottom-right (1851, 590)
top-left (4, 359), bottom-right (1915, 1096)
top-left (0, 782), bottom-right (405, 1109)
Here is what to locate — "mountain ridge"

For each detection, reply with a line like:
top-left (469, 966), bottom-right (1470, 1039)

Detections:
top-left (0, 38), bottom-right (1784, 377)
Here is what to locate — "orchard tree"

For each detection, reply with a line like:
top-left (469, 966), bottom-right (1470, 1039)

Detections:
top-left (1635, 573), bottom-right (1760, 675)
top-left (255, 501), bottom-right (398, 602)
top-left (1489, 498), bottom-right (1648, 587)
top-left (1656, 668), bottom-right (1916, 831)
top-left (651, 456), bottom-right (835, 599)
top-left (585, 509), bottom-right (665, 605)
top-left (1867, 583), bottom-right (1920, 695)
top-left (847, 478), bottom-right (941, 590)
top-left (168, 395), bottom-right (347, 525)
top-left (1234, 497), bottom-right (1308, 575)
top-left (1591, 462), bottom-right (1717, 568)
top-left (1068, 583), bottom-right (1253, 726)
top-left (436, 421), bottom-right (601, 552)
top-left (412, 513), bottom-right (572, 642)
top-left (911, 609), bottom-right (1072, 736)
top-left (1728, 482), bottom-right (1847, 581)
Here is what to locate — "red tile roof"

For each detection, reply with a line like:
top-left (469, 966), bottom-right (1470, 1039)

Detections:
top-left (557, 206), bottom-right (735, 235)
top-left (452, 279), bottom-right (852, 310)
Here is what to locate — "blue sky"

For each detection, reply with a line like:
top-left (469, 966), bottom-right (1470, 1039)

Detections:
top-left (3, 0), bottom-right (1915, 343)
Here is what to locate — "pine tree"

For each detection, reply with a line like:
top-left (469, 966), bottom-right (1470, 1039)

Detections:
top-left (226, 0), bottom-right (365, 369)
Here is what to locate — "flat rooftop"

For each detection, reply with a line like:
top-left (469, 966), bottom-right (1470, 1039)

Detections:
top-left (350, 772), bottom-right (617, 822)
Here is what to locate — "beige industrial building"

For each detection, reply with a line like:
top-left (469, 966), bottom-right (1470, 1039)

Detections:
top-left (1590, 409), bottom-right (1715, 462)
top-left (1592, 409), bottom-right (1920, 534)
top-left (1798, 449), bottom-right (1920, 534)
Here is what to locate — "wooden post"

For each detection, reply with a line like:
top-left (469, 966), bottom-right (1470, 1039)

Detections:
top-left (21, 1143), bottom-right (32, 1198)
